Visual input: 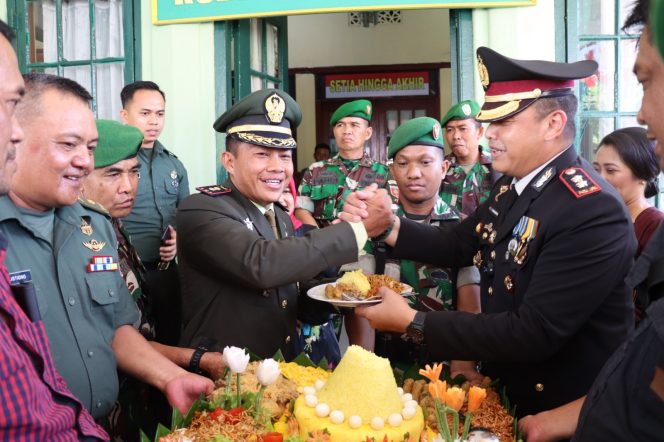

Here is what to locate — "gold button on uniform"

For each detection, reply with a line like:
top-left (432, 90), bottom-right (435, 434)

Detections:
top-left (535, 383), bottom-right (544, 392)
top-left (488, 287), bottom-right (493, 296)
top-left (281, 299), bottom-right (288, 309)
top-left (285, 335), bottom-right (291, 343)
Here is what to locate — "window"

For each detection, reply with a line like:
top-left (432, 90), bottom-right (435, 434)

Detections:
top-left (8, 0), bottom-right (139, 118)
top-left (228, 17), bottom-right (288, 102)
top-left (568, 0), bottom-right (641, 160)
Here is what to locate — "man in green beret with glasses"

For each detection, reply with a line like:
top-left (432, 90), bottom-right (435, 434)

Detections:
top-left (83, 119), bottom-right (225, 438)
top-left (376, 116), bottom-right (481, 380)
top-left (176, 89), bottom-right (364, 360)
top-left (440, 99), bottom-right (499, 219)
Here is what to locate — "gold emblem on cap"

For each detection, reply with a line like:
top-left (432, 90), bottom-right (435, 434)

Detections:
top-left (462, 103), bottom-right (472, 116)
top-left (80, 220), bottom-right (93, 236)
top-left (366, 104), bottom-right (372, 116)
top-left (432, 122), bottom-right (440, 140)
top-left (83, 239), bottom-right (106, 252)
top-left (477, 55), bottom-right (490, 88)
top-left (265, 93), bottom-right (286, 124)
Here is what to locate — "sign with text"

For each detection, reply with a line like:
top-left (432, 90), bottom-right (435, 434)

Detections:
top-left (153, 0), bottom-right (536, 25)
top-left (325, 72), bottom-right (430, 98)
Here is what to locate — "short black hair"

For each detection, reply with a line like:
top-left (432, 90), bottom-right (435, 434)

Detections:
top-left (623, 0), bottom-right (649, 33)
top-left (314, 143), bottom-right (331, 152)
top-left (121, 81), bottom-right (166, 107)
top-left (225, 135), bottom-right (241, 155)
top-left (23, 72), bottom-right (93, 104)
top-left (0, 19), bottom-right (14, 41)
top-left (532, 95), bottom-right (578, 141)
top-left (599, 126), bottom-right (660, 198)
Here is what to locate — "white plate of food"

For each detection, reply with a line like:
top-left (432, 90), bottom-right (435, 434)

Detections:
top-left (306, 272), bottom-right (414, 307)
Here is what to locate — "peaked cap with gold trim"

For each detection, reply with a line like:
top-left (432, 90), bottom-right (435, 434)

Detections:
top-left (213, 89), bottom-right (302, 149)
top-left (475, 46), bottom-right (598, 122)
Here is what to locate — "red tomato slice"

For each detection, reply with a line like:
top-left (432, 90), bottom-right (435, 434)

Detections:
top-left (260, 432), bottom-right (283, 442)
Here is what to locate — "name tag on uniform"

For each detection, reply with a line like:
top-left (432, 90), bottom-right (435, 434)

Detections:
top-left (312, 170), bottom-right (338, 186)
top-left (9, 269), bottom-right (32, 285)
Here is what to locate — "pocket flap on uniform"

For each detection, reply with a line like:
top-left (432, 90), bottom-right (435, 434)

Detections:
top-left (86, 273), bottom-right (121, 306)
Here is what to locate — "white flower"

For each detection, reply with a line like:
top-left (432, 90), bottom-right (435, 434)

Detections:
top-left (256, 358), bottom-right (280, 386)
top-left (222, 346), bottom-right (249, 374)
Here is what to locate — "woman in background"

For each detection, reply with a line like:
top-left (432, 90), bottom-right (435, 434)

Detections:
top-left (594, 126), bottom-right (663, 257)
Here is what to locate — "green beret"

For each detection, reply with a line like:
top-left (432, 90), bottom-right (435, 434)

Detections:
top-left (329, 99), bottom-right (372, 126)
top-left (213, 89), bottom-right (302, 149)
top-left (94, 120), bottom-right (143, 169)
top-left (387, 117), bottom-right (443, 159)
top-left (441, 100), bottom-right (480, 127)
top-left (651, 0), bottom-right (664, 59)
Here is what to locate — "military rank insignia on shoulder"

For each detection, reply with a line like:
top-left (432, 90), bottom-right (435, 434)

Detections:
top-left (78, 197), bottom-right (110, 216)
top-left (559, 167), bottom-right (601, 198)
top-left (197, 185), bottom-right (232, 196)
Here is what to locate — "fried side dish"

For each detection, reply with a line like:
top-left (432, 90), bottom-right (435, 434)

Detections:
top-left (324, 271), bottom-right (404, 300)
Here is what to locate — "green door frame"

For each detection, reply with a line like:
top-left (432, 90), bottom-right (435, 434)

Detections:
top-left (449, 9), bottom-right (475, 103)
top-left (214, 16), bottom-right (289, 183)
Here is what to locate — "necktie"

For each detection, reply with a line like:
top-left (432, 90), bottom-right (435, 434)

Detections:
top-left (264, 209), bottom-right (280, 239)
top-left (497, 185), bottom-right (518, 226)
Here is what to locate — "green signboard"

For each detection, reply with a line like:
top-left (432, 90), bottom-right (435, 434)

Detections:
top-left (153, 0), bottom-right (536, 25)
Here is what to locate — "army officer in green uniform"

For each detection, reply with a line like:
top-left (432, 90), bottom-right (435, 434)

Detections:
top-left (176, 89), bottom-right (365, 359)
top-left (0, 73), bottom-right (212, 420)
top-left (378, 116), bottom-right (482, 380)
top-left (440, 99), bottom-right (498, 218)
top-left (295, 99), bottom-right (391, 227)
top-left (295, 99), bottom-right (392, 349)
top-left (120, 81), bottom-right (188, 346)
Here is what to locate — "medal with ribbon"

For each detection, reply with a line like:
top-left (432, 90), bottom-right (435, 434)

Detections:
top-left (507, 216), bottom-right (539, 264)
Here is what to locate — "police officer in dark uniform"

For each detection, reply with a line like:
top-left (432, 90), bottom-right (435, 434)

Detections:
top-left (343, 47), bottom-right (635, 418)
top-left (176, 89), bottom-right (365, 359)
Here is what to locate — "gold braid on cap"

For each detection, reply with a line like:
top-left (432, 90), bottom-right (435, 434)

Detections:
top-left (235, 132), bottom-right (296, 147)
top-left (484, 89), bottom-right (542, 102)
top-left (227, 124), bottom-right (292, 136)
top-left (476, 100), bottom-right (521, 121)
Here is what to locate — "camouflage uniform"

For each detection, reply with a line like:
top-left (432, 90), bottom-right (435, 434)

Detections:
top-left (386, 194), bottom-right (462, 312)
top-left (297, 153), bottom-right (392, 227)
top-left (440, 145), bottom-right (494, 218)
top-left (376, 194), bottom-right (467, 369)
top-left (109, 218), bottom-right (161, 442)
top-left (112, 218), bottom-right (155, 340)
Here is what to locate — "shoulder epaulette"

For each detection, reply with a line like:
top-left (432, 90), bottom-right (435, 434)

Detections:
top-left (197, 185), bottom-right (232, 196)
top-left (78, 198), bottom-right (111, 217)
top-left (559, 167), bottom-right (601, 198)
top-left (162, 147), bottom-right (180, 159)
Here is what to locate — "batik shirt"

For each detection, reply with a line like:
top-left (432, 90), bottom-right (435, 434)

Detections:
top-left (440, 145), bottom-right (494, 218)
top-left (297, 153), bottom-right (391, 226)
top-left (112, 218), bottom-right (155, 340)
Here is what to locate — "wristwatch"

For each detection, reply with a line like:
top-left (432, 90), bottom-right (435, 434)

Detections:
top-left (405, 311), bottom-right (427, 344)
top-left (189, 338), bottom-right (215, 376)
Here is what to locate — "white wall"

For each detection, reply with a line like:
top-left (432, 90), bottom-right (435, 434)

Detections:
top-left (140, 0), bottom-right (218, 190)
top-left (472, 2), bottom-right (556, 101)
top-left (288, 9), bottom-right (450, 68)
top-left (288, 9), bottom-right (452, 168)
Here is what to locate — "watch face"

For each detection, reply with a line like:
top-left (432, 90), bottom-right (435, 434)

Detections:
top-left (405, 328), bottom-right (424, 344)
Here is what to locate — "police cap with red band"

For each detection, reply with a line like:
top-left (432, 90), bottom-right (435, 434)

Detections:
top-left (475, 46), bottom-right (598, 122)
